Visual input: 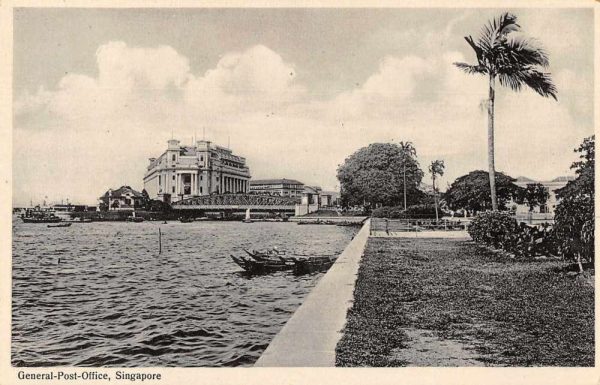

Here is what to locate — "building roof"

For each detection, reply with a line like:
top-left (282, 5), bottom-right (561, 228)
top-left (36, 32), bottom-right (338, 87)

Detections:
top-left (515, 176), bottom-right (536, 183)
top-left (99, 186), bottom-right (143, 199)
top-left (250, 178), bottom-right (304, 186)
top-left (550, 176), bottom-right (575, 183)
top-left (303, 186), bottom-right (321, 194)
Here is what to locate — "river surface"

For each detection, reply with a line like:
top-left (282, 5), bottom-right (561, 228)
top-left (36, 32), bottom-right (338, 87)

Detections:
top-left (12, 219), bottom-right (357, 367)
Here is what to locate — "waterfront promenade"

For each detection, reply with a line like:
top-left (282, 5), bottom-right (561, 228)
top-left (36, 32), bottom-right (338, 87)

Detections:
top-left (254, 219), bottom-right (371, 366)
top-left (256, 220), bottom-right (594, 367)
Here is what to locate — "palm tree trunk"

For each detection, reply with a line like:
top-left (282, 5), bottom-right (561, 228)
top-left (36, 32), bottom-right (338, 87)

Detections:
top-left (488, 75), bottom-right (498, 211)
top-left (403, 163), bottom-right (407, 210)
top-left (433, 175), bottom-right (439, 222)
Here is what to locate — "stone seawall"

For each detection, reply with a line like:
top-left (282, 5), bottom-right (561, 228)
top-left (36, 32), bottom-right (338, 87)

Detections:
top-left (254, 219), bottom-right (371, 367)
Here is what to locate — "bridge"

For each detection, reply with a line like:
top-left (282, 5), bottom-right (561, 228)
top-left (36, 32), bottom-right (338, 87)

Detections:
top-left (171, 194), bottom-right (299, 214)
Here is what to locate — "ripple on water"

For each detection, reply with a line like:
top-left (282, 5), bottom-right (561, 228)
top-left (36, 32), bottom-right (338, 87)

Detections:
top-left (12, 220), bottom-right (357, 367)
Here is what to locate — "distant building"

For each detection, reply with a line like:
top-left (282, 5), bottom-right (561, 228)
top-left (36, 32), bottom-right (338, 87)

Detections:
top-left (514, 176), bottom-right (575, 214)
top-left (249, 178), bottom-right (305, 197)
top-left (99, 186), bottom-right (144, 211)
top-left (144, 139), bottom-right (251, 203)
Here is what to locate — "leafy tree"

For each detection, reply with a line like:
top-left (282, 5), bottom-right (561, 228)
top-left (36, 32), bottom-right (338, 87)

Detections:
top-left (428, 160), bottom-right (445, 221)
top-left (554, 136), bottom-right (594, 269)
top-left (337, 143), bottom-right (424, 208)
top-left (444, 170), bottom-right (525, 213)
top-left (141, 189), bottom-right (151, 210)
top-left (522, 183), bottom-right (549, 212)
top-left (454, 12), bottom-right (557, 211)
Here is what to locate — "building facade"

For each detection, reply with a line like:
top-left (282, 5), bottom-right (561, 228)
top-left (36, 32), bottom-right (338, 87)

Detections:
top-left (98, 186), bottom-right (144, 211)
top-left (144, 139), bottom-right (251, 203)
top-left (249, 178), bottom-right (305, 197)
top-left (514, 176), bottom-right (574, 214)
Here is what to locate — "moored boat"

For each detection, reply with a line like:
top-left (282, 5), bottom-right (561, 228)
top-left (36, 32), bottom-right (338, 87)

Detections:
top-left (21, 206), bottom-right (62, 223)
top-left (47, 223), bottom-right (72, 228)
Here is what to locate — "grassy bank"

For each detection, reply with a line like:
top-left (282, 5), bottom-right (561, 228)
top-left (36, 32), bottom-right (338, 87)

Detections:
top-left (335, 237), bottom-right (594, 366)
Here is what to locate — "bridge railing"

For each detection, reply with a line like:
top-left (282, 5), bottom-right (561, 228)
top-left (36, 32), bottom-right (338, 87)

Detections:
top-left (172, 193), bottom-right (300, 207)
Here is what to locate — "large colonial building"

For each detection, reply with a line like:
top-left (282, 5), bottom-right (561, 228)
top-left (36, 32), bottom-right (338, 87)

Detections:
top-left (249, 178), bottom-right (305, 197)
top-left (144, 139), bottom-right (251, 203)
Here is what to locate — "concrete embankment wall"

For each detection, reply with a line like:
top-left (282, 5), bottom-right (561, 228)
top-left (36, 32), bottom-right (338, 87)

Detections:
top-left (254, 219), bottom-right (371, 367)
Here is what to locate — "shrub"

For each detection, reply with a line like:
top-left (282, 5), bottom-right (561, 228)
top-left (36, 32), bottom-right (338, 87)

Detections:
top-left (371, 204), bottom-right (448, 219)
top-left (468, 211), bottom-right (557, 259)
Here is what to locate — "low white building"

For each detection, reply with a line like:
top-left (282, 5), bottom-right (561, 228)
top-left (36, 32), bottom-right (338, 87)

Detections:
top-left (513, 176), bottom-right (574, 214)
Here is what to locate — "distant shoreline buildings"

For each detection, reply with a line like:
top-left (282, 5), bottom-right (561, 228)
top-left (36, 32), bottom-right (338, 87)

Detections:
top-left (249, 179), bottom-right (305, 198)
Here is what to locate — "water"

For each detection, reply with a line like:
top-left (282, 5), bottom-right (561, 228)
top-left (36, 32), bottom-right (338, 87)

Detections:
top-left (12, 219), bottom-right (357, 367)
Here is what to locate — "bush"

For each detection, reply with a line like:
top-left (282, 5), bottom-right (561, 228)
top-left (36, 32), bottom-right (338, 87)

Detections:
top-left (468, 211), bottom-right (557, 259)
top-left (553, 194), bottom-right (594, 264)
top-left (371, 204), bottom-right (447, 219)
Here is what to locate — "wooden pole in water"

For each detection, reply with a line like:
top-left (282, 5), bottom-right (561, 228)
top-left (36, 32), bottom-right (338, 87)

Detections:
top-left (159, 228), bottom-right (162, 254)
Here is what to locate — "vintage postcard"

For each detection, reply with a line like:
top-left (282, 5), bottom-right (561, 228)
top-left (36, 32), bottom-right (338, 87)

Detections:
top-left (0, 1), bottom-right (597, 385)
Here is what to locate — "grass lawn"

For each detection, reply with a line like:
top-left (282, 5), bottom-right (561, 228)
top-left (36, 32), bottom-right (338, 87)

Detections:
top-left (335, 237), bottom-right (594, 367)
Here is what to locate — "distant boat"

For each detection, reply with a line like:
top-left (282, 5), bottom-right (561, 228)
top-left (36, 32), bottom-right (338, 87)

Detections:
top-left (126, 216), bottom-right (144, 222)
top-left (47, 223), bottom-right (72, 228)
top-left (179, 217), bottom-right (194, 223)
top-left (21, 206), bottom-right (62, 223)
top-left (23, 216), bottom-right (62, 223)
top-left (242, 208), bottom-right (253, 223)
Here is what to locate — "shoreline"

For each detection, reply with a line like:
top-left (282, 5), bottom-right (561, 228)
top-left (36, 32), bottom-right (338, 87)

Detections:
top-left (254, 219), bottom-right (371, 367)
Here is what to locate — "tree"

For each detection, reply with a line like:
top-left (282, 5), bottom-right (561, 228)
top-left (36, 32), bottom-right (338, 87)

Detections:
top-left (141, 189), bottom-right (151, 210)
top-left (337, 143), bottom-right (424, 209)
top-left (522, 183), bottom-right (549, 212)
top-left (554, 136), bottom-right (595, 269)
top-left (444, 170), bottom-right (524, 213)
top-left (454, 12), bottom-right (557, 211)
top-left (399, 141), bottom-right (417, 210)
top-left (428, 160), bottom-right (445, 221)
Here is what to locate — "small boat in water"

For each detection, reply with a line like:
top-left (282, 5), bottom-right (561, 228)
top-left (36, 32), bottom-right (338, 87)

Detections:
top-left (126, 216), bottom-right (144, 222)
top-left (179, 217), bottom-right (194, 223)
top-left (232, 248), bottom-right (338, 275)
top-left (231, 254), bottom-right (295, 274)
top-left (47, 223), bottom-right (72, 228)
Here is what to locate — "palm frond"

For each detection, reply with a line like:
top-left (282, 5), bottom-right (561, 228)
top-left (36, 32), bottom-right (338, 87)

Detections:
top-left (499, 68), bottom-right (558, 100)
top-left (502, 35), bottom-right (550, 67)
top-left (454, 62), bottom-right (488, 75)
top-left (478, 12), bottom-right (520, 52)
top-left (519, 69), bottom-right (558, 100)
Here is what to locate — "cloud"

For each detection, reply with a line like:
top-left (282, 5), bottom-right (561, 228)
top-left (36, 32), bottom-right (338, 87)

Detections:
top-left (184, 45), bottom-right (305, 119)
top-left (13, 38), bottom-right (592, 206)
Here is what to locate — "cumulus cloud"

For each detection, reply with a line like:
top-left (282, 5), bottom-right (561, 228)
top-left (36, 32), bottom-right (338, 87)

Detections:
top-left (13, 37), bottom-right (591, 205)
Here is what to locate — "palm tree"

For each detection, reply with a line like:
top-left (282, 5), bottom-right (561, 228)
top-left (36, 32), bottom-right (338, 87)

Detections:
top-left (399, 141), bottom-right (417, 210)
top-left (454, 12), bottom-right (557, 211)
top-left (429, 160), bottom-right (445, 222)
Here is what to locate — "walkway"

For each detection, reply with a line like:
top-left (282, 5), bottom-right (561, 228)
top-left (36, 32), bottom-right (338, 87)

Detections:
top-left (254, 219), bottom-right (371, 366)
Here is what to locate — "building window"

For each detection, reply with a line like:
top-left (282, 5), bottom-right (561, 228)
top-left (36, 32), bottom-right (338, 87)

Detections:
top-left (200, 175), bottom-right (203, 181)
top-left (172, 154), bottom-right (176, 161)
top-left (172, 186), bottom-right (175, 193)
top-left (200, 187), bottom-right (203, 194)
top-left (158, 175), bottom-right (161, 186)
top-left (200, 156), bottom-right (204, 162)
top-left (173, 175), bottom-right (176, 180)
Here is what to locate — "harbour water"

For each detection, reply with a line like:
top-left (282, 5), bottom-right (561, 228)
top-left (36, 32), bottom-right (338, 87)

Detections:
top-left (12, 219), bottom-right (357, 367)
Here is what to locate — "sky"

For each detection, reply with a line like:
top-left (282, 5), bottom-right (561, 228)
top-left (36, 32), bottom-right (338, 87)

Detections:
top-left (13, 7), bottom-right (594, 206)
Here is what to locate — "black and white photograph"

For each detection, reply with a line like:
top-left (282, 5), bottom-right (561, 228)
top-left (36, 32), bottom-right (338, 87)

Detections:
top-left (1, 1), bottom-right (597, 384)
